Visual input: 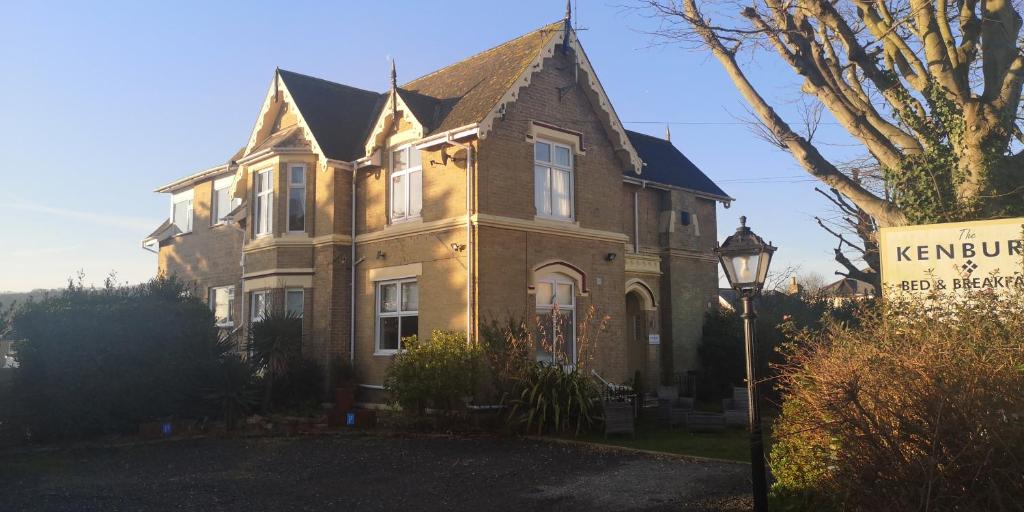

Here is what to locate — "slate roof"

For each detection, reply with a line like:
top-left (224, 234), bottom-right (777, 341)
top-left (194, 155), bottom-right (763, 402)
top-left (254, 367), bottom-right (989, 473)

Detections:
top-left (400, 21), bottom-right (564, 133)
top-left (625, 130), bottom-right (731, 200)
top-left (277, 69), bottom-right (384, 161)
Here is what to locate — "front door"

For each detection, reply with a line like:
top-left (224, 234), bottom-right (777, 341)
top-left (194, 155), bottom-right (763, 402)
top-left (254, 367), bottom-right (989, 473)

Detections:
top-left (625, 292), bottom-right (647, 388)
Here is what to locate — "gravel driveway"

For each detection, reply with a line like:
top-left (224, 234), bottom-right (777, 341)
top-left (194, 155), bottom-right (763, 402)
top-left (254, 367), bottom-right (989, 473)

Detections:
top-left (0, 434), bottom-right (752, 511)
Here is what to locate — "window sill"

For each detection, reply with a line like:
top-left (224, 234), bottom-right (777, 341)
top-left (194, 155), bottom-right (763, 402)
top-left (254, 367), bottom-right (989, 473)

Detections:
top-left (373, 350), bottom-right (399, 357)
top-left (216, 323), bottom-right (235, 329)
top-left (533, 215), bottom-right (577, 225)
top-left (389, 216), bottom-right (422, 226)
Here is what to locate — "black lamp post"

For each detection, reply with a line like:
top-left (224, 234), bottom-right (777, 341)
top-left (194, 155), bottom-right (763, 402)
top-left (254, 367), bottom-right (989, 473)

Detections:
top-left (715, 216), bottom-right (776, 512)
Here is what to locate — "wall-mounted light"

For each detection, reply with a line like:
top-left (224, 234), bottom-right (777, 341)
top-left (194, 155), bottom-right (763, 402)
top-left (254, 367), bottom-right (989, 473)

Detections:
top-left (376, 250), bottom-right (386, 260)
top-left (605, 252), bottom-right (617, 262)
top-left (450, 243), bottom-right (466, 252)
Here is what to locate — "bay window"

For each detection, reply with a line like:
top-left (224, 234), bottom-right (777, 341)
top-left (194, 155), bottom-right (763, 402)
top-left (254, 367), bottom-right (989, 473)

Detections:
top-left (390, 146), bottom-right (422, 222)
top-left (253, 169), bottom-right (273, 236)
top-left (286, 288), bottom-right (304, 318)
top-left (535, 274), bottom-right (576, 364)
top-left (287, 165), bottom-right (306, 232)
top-left (376, 278), bottom-right (419, 353)
top-left (534, 140), bottom-right (573, 221)
top-left (209, 286), bottom-right (235, 327)
top-left (251, 290), bottom-right (270, 322)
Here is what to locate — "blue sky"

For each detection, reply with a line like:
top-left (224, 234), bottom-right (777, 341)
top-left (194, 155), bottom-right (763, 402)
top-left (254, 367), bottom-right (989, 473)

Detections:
top-left (0, 1), bottom-right (861, 292)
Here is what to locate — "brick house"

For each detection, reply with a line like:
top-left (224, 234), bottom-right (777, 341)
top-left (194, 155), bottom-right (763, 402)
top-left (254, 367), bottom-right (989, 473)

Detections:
top-left (142, 19), bottom-right (731, 399)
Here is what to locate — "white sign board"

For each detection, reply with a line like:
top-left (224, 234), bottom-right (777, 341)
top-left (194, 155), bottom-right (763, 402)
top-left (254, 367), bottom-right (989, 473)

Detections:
top-left (647, 334), bottom-right (660, 345)
top-left (879, 218), bottom-right (1024, 296)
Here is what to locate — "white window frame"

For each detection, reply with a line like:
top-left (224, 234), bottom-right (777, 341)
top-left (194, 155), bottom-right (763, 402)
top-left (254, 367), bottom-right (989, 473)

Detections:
top-left (250, 290), bottom-right (271, 323)
top-left (285, 288), bottom-right (304, 318)
top-left (534, 139), bottom-right (575, 221)
top-left (389, 145), bottom-right (422, 223)
top-left (170, 189), bottom-right (194, 234)
top-left (286, 164), bottom-right (306, 233)
top-left (209, 285), bottom-right (235, 327)
top-left (253, 168), bottom-right (274, 237)
top-left (375, 278), bottom-right (419, 355)
top-left (535, 274), bottom-right (577, 364)
top-left (211, 175), bottom-right (235, 226)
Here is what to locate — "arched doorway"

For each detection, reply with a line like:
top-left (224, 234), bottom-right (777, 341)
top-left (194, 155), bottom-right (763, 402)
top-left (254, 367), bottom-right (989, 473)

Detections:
top-left (625, 291), bottom-right (648, 386)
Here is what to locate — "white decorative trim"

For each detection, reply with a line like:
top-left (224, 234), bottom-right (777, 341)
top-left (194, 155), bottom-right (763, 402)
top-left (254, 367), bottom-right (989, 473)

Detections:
top-left (473, 213), bottom-right (629, 243)
top-left (155, 165), bottom-right (232, 193)
top-left (243, 71), bottom-right (329, 166)
top-left (478, 25), bottom-right (642, 173)
top-left (367, 263), bottom-right (423, 283)
top-left (364, 93), bottom-right (425, 156)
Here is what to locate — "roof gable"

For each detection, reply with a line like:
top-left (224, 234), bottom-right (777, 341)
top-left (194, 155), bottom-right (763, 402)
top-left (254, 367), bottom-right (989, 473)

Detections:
top-left (277, 70), bottom-right (384, 161)
top-left (401, 22), bottom-right (564, 134)
top-left (625, 130), bottom-right (731, 200)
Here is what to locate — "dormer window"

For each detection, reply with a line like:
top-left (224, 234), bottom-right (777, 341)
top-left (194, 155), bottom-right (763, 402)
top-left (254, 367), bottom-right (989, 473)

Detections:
top-left (171, 189), bottom-right (193, 234)
top-left (534, 140), bottom-right (573, 221)
top-left (390, 145), bottom-right (422, 223)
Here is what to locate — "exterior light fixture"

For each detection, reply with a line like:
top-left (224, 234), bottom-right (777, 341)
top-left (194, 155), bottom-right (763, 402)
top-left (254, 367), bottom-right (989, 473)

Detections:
top-left (605, 252), bottom-right (617, 262)
top-left (714, 215), bottom-right (776, 512)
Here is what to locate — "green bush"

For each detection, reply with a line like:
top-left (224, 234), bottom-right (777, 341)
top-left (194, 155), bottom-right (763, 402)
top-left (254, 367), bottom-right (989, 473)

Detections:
top-left (770, 292), bottom-right (1024, 511)
top-left (483, 306), bottom-right (608, 435)
top-left (697, 293), bottom-right (860, 404)
top-left (247, 311), bottom-right (322, 412)
top-left (384, 330), bottom-right (485, 415)
top-left (507, 362), bottom-right (599, 435)
top-left (8, 276), bottom-right (230, 439)
top-left (202, 355), bottom-right (260, 430)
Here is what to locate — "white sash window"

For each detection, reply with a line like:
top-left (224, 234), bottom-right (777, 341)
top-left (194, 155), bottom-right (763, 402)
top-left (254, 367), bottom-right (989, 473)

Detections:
top-left (390, 146), bottom-right (422, 222)
top-left (534, 140), bottom-right (574, 221)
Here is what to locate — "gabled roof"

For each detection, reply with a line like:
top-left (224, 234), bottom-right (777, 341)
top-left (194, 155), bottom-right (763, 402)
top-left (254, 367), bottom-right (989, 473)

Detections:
top-left (625, 130), bottom-right (731, 200)
top-left (276, 69), bottom-right (385, 161)
top-left (401, 21), bottom-right (564, 134)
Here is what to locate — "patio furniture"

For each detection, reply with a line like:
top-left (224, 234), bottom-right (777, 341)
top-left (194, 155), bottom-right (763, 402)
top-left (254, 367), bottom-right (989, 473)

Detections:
top-left (656, 386), bottom-right (694, 428)
top-left (603, 401), bottom-right (635, 437)
top-left (686, 412), bottom-right (727, 432)
top-left (722, 386), bottom-right (750, 426)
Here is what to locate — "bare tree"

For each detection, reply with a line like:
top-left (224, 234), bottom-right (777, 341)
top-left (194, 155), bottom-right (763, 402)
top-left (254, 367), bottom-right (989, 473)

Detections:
top-left (638, 0), bottom-right (1024, 278)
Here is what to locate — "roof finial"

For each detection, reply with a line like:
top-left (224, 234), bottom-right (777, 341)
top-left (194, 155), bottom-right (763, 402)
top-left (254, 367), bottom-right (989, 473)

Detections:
top-left (565, 0), bottom-right (572, 23)
top-left (665, 123), bottom-right (671, 142)
top-left (390, 59), bottom-right (397, 90)
top-left (740, 215), bottom-right (747, 227)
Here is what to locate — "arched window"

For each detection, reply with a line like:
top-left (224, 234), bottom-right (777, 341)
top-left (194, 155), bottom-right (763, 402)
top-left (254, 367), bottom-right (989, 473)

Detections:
top-left (534, 272), bottom-right (576, 364)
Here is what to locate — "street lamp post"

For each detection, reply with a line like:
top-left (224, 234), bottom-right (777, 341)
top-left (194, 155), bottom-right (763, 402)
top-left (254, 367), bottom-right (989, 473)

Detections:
top-left (714, 216), bottom-right (776, 512)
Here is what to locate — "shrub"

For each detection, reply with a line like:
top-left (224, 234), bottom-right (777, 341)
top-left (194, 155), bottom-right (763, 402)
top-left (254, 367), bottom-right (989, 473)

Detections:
top-left (7, 275), bottom-right (229, 439)
top-left (507, 362), bottom-right (600, 435)
top-left (769, 291), bottom-right (1024, 511)
top-left (247, 311), bottom-right (321, 412)
top-left (697, 293), bottom-right (860, 404)
top-left (384, 330), bottom-right (485, 415)
top-left (202, 355), bottom-right (259, 430)
top-left (484, 305), bottom-right (608, 435)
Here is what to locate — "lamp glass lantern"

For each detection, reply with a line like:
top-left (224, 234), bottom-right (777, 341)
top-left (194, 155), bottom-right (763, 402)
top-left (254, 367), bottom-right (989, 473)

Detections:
top-left (715, 216), bottom-right (776, 293)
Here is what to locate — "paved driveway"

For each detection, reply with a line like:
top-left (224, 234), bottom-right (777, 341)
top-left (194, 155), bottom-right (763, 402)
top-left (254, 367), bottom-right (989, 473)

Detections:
top-left (0, 434), bottom-right (752, 511)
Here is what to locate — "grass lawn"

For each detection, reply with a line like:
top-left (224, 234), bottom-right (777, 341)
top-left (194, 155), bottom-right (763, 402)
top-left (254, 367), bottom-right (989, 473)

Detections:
top-left (577, 415), bottom-right (753, 462)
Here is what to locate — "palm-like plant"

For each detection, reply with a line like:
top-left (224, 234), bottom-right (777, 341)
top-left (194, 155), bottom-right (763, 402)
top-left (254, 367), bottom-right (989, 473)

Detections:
top-left (247, 311), bottom-right (302, 411)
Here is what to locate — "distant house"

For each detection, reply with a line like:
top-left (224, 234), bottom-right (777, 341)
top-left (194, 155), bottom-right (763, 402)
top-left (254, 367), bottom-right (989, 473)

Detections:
top-left (820, 277), bottom-right (876, 305)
